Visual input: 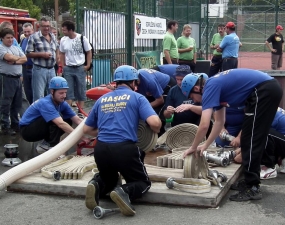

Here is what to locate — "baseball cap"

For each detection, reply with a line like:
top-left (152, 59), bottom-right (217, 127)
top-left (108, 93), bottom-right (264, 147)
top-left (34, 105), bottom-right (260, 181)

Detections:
top-left (174, 65), bottom-right (192, 77)
top-left (225, 22), bottom-right (235, 29)
top-left (276, 25), bottom-right (284, 30)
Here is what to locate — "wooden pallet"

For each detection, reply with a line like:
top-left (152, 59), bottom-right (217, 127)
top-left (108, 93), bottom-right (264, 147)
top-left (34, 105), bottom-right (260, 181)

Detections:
top-left (7, 149), bottom-right (242, 208)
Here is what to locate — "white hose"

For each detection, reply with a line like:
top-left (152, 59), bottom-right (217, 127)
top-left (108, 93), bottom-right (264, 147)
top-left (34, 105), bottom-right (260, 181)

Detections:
top-left (0, 118), bottom-right (86, 191)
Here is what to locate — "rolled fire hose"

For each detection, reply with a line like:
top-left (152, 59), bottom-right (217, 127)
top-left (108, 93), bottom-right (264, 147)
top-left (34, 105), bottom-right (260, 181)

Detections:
top-left (0, 118), bottom-right (87, 191)
top-left (156, 123), bottom-right (206, 149)
top-left (137, 120), bottom-right (158, 152)
top-left (41, 155), bottom-right (96, 180)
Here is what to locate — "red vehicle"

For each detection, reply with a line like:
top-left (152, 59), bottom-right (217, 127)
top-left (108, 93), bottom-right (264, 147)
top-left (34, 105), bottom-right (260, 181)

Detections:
top-left (0, 6), bottom-right (37, 41)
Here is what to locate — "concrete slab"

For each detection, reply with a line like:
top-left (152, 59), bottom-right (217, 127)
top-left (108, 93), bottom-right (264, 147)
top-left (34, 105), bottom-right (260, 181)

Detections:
top-left (7, 162), bottom-right (242, 208)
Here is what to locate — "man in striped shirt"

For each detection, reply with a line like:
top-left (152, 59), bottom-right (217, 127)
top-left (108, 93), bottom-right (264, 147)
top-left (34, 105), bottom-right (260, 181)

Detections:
top-left (26, 17), bottom-right (59, 102)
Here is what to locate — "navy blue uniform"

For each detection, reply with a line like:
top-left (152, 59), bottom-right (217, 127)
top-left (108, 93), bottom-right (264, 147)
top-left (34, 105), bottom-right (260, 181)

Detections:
top-left (203, 68), bottom-right (283, 186)
top-left (164, 85), bottom-right (200, 127)
top-left (85, 86), bottom-right (157, 201)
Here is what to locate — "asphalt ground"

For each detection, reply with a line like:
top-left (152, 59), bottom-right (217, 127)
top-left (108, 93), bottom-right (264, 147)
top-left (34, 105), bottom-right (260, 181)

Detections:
top-left (0, 101), bottom-right (284, 224)
top-left (0, 133), bottom-right (285, 225)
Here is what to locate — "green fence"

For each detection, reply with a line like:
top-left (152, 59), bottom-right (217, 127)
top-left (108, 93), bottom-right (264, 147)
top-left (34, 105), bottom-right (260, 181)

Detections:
top-left (75, 0), bottom-right (285, 86)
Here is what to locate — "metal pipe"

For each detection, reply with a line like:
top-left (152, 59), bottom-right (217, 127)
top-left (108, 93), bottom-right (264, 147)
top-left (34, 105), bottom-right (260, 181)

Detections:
top-left (93, 206), bottom-right (120, 219)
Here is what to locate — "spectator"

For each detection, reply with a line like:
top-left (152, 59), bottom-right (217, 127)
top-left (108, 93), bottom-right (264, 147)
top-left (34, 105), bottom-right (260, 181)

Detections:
top-left (265, 25), bottom-right (284, 70)
top-left (209, 24), bottom-right (226, 77)
top-left (177, 24), bottom-right (197, 72)
top-left (0, 21), bottom-right (20, 47)
top-left (217, 22), bottom-right (241, 71)
top-left (26, 17), bottom-right (58, 102)
top-left (59, 20), bottom-right (92, 110)
top-left (0, 28), bottom-right (27, 135)
top-left (162, 20), bottom-right (178, 64)
top-left (83, 65), bottom-right (161, 215)
top-left (21, 22), bottom-right (34, 104)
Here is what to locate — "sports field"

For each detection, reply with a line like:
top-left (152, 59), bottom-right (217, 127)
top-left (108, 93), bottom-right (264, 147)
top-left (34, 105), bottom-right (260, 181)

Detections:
top-left (236, 52), bottom-right (284, 70)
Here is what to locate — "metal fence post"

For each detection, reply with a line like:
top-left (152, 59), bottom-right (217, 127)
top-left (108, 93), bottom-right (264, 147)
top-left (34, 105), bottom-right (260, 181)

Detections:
top-left (275, 0), bottom-right (279, 26)
top-left (127, 0), bottom-right (133, 66)
top-left (76, 0), bottom-right (80, 33)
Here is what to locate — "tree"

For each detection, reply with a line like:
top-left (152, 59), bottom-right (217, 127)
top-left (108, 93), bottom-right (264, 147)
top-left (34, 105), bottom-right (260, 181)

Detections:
top-left (33, 0), bottom-right (70, 19)
top-left (1, 0), bottom-right (41, 19)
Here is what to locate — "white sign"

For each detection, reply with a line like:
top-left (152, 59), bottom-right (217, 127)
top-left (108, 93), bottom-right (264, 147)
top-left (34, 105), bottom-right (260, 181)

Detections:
top-left (84, 11), bottom-right (125, 50)
top-left (201, 4), bottom-right (224, 18)
top-left (134, 15), bottom-right (166, 39)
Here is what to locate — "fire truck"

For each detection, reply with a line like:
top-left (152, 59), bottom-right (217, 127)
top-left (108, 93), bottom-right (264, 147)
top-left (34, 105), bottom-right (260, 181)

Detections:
top-left (0, 6), bottom-right (37, 41)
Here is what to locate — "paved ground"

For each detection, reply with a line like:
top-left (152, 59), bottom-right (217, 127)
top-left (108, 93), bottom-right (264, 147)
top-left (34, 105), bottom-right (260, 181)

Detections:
top-left (0, 133), bottom-right (285, 225)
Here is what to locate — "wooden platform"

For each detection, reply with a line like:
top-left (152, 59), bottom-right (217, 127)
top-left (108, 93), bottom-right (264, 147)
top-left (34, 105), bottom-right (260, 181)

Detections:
top-left (7, 149), bottom-right (242, 208)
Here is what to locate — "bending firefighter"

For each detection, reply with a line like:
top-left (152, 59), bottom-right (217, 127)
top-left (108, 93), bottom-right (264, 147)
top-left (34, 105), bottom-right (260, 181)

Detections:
top-left (83, 65), bottom-right (161, 216)
top-left (19, 77), bottom-right (88, 153)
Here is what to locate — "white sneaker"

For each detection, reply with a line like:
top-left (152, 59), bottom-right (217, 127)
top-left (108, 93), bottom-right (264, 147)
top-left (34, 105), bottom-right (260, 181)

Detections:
top-left (260, 165), bottom-right (277, 179)
top-left (36, 140), bottom-right (51, 154)
top-left (279, 159), bottom-right (285, 174)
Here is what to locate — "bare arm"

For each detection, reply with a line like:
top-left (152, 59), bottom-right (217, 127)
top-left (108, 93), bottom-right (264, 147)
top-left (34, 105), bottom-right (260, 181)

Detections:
top-left (146, 115), bottom-right (162, 133)
top-left (178, 47), bottom-right (192, 53)
top-left (3, 53), bottom-right (27, 64)
top-left (52, 117), bottom-right (75, 134)
top-left (175, 104), bottom-right (202, 115)
top-left (26, 52), bottom-right (51, 59)
top-left (85, 50), bottom-right (92, 70)
top-left (59, 51), bottom-right (66, 67)
top-left (193, 52), bottom-right (197, 63)
top-left (265, 41), bottom-right (274, 52)
top-left (150, 96), bottom-right (164, 108)
top-left (83, 124), bottom-right (98, 137)
top-left (163, 106), bottom-right (175, 119)
top-left (56, 48), bottom-right (60, 64)
top-left (183, 108), bottom-right (223, 157)
top-left (71, 115), bottom-right (83, 126)
top-left (163, 50), bottom-right (172, 64)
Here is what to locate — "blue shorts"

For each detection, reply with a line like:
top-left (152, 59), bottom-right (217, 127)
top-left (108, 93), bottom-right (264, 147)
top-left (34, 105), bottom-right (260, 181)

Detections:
top-left (63, 65), bottom-right (87, 101)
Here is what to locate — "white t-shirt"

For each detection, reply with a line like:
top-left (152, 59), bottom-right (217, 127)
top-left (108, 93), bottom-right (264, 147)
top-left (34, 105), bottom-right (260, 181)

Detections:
top-left (59, 33), bottom-right (92, 66)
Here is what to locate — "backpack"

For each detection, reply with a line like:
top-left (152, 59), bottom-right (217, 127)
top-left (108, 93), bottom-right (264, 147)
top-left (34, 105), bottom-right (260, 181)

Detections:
top-left (80, 35), bottom-right (94, 71)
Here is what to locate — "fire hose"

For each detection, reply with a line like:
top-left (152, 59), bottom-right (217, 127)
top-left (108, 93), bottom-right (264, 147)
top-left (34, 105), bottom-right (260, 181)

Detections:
top-left (0, 118), bottom-right (87, 191)
top-left (41, 155), bottom-right (96, 180)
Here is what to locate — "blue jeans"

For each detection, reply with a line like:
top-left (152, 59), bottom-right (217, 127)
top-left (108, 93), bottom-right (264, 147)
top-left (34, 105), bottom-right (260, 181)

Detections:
top-left (22, 66), bottom-right (33, 104)
top-left (32, 65), bottom-right (56, 102)
top-left (0, 74), bottom-right (22, 129)
top-left (63, 65), bottom-right (87, 101)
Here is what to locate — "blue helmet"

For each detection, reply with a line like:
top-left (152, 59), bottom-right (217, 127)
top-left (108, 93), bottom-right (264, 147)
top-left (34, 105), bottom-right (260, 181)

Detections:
top-left (181, 73), bottom-right (208, 97)
top-left (113, 65), bottom-right (138, 82)
top-left (49, 77), bottom-right (69, 89)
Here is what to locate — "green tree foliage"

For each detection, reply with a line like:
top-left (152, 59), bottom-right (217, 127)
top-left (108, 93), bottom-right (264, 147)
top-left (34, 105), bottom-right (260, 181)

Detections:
top-left (33, 0), bottom-right (70, 18)
top-left (1, 0), bottom-right (41, 19)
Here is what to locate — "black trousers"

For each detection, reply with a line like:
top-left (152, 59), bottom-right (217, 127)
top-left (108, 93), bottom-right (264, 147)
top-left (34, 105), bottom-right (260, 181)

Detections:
top-left (20, 116), bottom-right (72, 147)
top-left (222, 58), bottom-right (238, 71)
top-left (163, 57), bottom-right (178, 64)
top-left (241, 79), bottom-right (283, 186)
top-left (261, 128), bottom-right (285, 168)
top-left (92, 140), bottom-right (151, 201)
top-left (209, 55), bottom-right (223, 77)
top-left (179, 59), bottom-right (196, 73)
top-left (0, 74), bottom-right (22, 129)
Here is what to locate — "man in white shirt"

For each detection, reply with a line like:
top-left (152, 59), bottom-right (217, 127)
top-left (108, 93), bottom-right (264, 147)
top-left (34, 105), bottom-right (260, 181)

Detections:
top-left (59, 20), bottom-right (92, 109)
